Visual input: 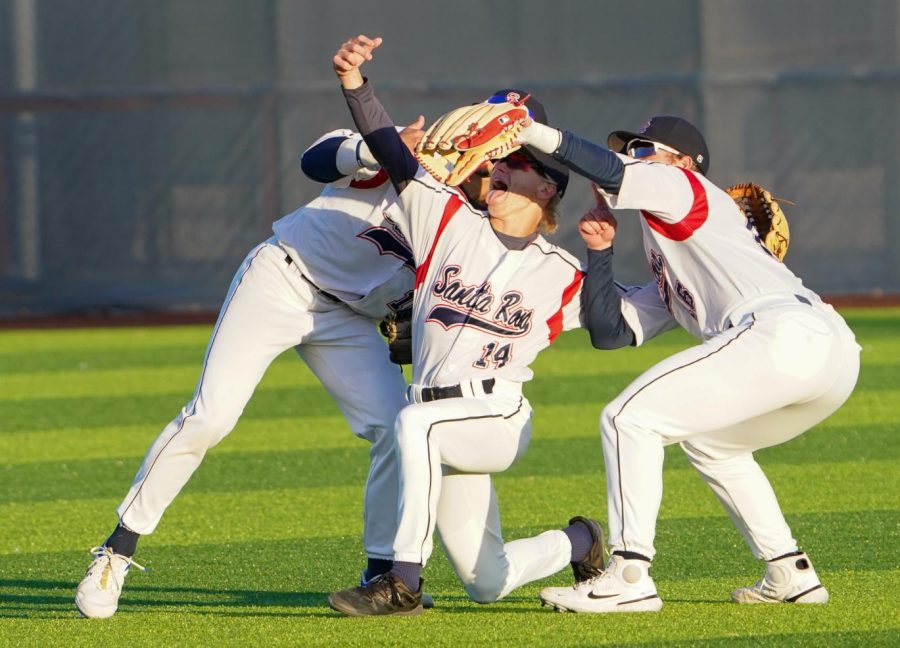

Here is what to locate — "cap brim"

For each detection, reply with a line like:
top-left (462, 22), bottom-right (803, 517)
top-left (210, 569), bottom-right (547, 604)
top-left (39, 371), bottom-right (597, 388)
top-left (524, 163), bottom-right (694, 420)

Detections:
top-left (607, 130), bottom-right (645, 154)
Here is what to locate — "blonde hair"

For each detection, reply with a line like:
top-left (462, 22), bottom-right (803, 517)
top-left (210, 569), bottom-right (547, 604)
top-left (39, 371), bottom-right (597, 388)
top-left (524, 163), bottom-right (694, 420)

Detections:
top-left (540, 194), bottom-right (561, 234)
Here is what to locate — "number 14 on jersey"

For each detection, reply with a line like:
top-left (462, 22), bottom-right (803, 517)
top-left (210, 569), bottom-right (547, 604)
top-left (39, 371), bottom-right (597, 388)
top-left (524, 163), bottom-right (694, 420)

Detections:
top-left (474, 342), bottom-right (513, 369)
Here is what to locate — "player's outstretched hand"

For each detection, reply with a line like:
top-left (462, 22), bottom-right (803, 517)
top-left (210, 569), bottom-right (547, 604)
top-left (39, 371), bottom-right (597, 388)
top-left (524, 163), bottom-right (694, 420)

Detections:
top-left (580, 183), bottom-right (617, 251)
top-left (400, 115), bottom-right (426, 154)
top-left (333, 35), bottom-right (383, 89)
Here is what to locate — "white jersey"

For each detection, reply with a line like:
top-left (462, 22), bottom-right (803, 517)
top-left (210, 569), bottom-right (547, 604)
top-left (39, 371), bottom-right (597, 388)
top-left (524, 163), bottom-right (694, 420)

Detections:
top-left (602, 155), bottom-right (820, 341)
top-left (272, 129), bottom-right (414, 319)
top-left (385, 170), bottom-right (584, 386)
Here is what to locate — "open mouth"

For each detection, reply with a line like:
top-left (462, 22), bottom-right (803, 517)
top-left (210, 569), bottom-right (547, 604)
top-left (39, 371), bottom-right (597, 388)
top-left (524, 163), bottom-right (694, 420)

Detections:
top-left (490, 179), bottom-right (509, 191)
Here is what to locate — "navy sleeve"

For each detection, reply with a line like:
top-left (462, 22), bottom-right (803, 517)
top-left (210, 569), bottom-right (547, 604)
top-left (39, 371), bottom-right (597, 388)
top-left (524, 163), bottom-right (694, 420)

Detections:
top-left (581, 248), bottom-right (635, 349)
top-left (554, 131), bottom-right (625, 193)
top-left (342, 80), bottom-right (419, 194)
top-left (299, 136), bottom-right (346, 183)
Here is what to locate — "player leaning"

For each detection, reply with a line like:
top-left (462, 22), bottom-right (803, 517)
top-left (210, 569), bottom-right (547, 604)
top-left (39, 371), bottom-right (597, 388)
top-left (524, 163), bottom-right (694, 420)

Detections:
top-left (326, 35), bottom-right (606, 617)
top-left (503, 115), bottom-right (862, 611)
top-left (72, 120), bottom-right (474, 618)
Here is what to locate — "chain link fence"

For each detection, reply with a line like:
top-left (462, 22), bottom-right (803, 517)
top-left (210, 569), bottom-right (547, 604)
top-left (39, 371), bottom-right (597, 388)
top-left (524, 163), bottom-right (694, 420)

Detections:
top-left (1, 0), bottom-right (898, 318)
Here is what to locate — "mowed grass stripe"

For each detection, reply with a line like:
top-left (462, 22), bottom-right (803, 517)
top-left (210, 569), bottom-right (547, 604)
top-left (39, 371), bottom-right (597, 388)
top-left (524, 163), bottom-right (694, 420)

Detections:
top-left (3, 379), bottom-right (896, 435)
top-left (2, 505), bottom-right (896, 581)
top-left (3, 415), bottom-right (895, 502)
top-left (3, 359), bottom-right (895, 420)
top-left (2, 431), bottom-right (895, 505)
top-left (2, 416), bottom-right (894, 482)
top-left (0, 416), bottom-right (357, 464)
top-left (0, 306), bottom-right (892, 375)
top-left (2, 457), bottom-right (894, 541)
top-left (0, 385), bottom-right (346, 434)
top-left (0, 325), bottom-right (211, 354)
top-left (0, 355), bottom-right (329, 401)
top-left (4, 400), bottom-right (886, 465)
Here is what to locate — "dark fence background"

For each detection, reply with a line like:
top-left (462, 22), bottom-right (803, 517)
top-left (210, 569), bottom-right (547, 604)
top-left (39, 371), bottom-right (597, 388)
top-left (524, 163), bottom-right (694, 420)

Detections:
top-left (2, 0), bottom-right (898, 318)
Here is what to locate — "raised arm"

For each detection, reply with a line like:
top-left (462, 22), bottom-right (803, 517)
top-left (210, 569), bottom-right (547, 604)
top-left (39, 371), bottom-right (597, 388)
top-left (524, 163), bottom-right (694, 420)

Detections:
top-left (518, 121), bottom-right (625, 194)
top-left (333, 35), bottom-right (420, 193)
top-left (579, 185), bottom-right (635, 349)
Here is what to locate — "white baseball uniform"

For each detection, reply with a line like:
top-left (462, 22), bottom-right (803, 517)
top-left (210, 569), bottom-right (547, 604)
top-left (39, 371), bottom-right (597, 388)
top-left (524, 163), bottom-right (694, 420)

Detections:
top-left (116, 130), bottom-right (411, 561)
top-left (343, 79), bottom-right (598, 601)
top-left (382, 169), bottom-right (586, 602)
top-left (594, 157), bottom-right (861, 560)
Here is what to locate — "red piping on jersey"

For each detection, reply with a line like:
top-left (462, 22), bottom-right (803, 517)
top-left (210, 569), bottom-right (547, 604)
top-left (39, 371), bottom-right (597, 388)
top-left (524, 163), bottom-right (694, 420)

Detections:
top-left (349, 168), bottom-right (389, 189)
top-left (640, 168), bottom-right (708, 241)
top-left (547, 269), bottom-right (584, 343)
top-left (415, 194), bottom-right (463, 289)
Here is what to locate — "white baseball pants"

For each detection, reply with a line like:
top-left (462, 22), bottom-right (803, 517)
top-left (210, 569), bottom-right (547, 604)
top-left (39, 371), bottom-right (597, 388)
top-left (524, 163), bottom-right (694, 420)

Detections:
top-left (392, 381), bottom-right (572, 602)
top-left (116, 238), bottom-right (407, 559)
top-left (601, 301), bottom-right (861, 560)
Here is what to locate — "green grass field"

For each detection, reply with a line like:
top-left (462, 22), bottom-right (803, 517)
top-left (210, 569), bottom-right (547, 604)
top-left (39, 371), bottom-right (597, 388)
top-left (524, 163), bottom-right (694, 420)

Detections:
top-left (1, 308), bottom-right (898, 646)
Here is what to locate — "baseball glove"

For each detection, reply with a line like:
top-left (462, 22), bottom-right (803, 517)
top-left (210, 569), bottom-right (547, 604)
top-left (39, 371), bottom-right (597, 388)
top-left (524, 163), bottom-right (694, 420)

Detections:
top-left (725, 182), bottom-right (791, 261)
top-left (415, 93), bottom-right (531, 186)
top-left (379, 307), bottom-right (412, 365)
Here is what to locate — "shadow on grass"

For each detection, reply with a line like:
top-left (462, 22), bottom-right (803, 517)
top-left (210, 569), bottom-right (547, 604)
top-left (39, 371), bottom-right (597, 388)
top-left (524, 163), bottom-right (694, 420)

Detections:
top-left (0, 578), bottom-right (330, 618)
top-left (0, 578), bottom-right (586, 619)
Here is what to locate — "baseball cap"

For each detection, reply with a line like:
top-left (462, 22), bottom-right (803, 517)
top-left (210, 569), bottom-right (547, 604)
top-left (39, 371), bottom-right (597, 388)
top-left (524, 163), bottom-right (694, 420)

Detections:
top-left (607, 115), bottom-right (710, 175)
top-left (487, 89), bottom-right (569, 197)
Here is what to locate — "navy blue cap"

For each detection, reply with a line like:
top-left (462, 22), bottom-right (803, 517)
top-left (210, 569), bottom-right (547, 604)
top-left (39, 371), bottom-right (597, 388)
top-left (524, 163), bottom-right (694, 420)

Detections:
top-left (608, 115), bottom-right (710, 175)
top-left (488, 89), bottom-right (569, 197)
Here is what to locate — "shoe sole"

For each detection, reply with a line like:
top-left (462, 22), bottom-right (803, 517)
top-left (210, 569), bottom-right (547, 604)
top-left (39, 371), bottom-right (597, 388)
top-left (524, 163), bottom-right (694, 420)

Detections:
top-left (328, 596), bottom-right (424, 617)
top-left (732, 584), bottom-right (829, 605)
top-left (74, 597), bottom-right (116, 619)
top-left (540, 594), bottom-right (663, 614)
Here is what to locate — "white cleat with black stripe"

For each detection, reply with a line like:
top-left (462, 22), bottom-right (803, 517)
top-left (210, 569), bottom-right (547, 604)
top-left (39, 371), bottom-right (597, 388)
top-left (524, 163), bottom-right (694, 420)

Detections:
top-left (732, 551), bottom-right (828, 604)
top-left (539, 554), bottom-right (662, 613)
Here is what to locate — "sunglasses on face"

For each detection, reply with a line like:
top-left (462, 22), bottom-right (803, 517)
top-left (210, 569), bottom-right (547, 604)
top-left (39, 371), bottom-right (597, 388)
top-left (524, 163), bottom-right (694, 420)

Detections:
top-left (499, 151), bottom-right (556, 184)
top-left (626, 138), bottom-right (683, 159)
top-left (501, 151), bottom-right (539, 172)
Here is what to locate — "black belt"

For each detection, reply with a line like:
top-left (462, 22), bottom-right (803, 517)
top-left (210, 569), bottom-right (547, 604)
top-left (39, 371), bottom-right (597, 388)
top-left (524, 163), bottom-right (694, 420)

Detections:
top-left (284, 254), bottom-right (340, 303)
top-left (420, 378), bottom-right (495, 402)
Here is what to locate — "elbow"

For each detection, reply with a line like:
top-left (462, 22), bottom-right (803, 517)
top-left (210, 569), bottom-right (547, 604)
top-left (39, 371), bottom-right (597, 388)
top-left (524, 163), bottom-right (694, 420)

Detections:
top-left (590, 335), bottom-right (628, 351)
top-left (588, 323), bottom-right (634, 350)
top-left (299, 152), bottom-right (334, 183)
top-left (299, 137), bottom-right (345, 183)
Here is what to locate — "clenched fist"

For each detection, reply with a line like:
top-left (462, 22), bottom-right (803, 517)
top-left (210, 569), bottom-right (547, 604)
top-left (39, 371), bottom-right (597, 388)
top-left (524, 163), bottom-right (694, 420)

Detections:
top-left (579, 183), bottom-right (617, 251)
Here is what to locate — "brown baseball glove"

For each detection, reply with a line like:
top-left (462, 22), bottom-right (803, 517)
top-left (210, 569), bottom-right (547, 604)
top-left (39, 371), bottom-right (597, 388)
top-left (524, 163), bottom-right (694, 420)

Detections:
top-left (725, 182), bottom-right (791, 261)
top-left (414, 94), bottom-right (530, 186)
top-left (379, 307), bottom-right (412, 365)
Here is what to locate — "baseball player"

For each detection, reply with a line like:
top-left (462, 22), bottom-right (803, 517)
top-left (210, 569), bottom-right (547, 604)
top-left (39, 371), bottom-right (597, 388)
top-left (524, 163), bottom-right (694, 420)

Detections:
top-left (73, 122), bottom-right (458, 618)
top-left (511, 115), bottom-right (862, 612)
top-left (326, 35), bottom-right (606, 617)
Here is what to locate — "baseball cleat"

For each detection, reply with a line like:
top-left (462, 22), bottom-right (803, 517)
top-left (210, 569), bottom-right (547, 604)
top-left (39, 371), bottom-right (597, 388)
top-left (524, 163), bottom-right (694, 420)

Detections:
top-left (539, 554), bottom-right (662, 613)
top-left (568, 516), bottom-right (606, 582)
top-left (732, 551), bottom-right (828, 604)
top-left (360, 569), bottom-right (434, 608)
top-left (75, 546), bottom-right (146, 618)
top-left (329, 572), bottom-right (424, 617)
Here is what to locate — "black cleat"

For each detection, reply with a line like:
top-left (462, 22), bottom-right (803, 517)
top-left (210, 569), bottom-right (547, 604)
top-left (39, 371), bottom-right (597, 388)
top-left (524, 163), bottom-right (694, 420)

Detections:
top-left (569, 516), bottom-right (606, 582)
top-left (329, 572), bottom-right (424, 617)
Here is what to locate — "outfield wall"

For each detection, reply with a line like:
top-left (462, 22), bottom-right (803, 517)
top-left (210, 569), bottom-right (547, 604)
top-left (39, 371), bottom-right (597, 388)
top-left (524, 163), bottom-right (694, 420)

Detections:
top-left (1, 0), bottom-right (898, 317)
